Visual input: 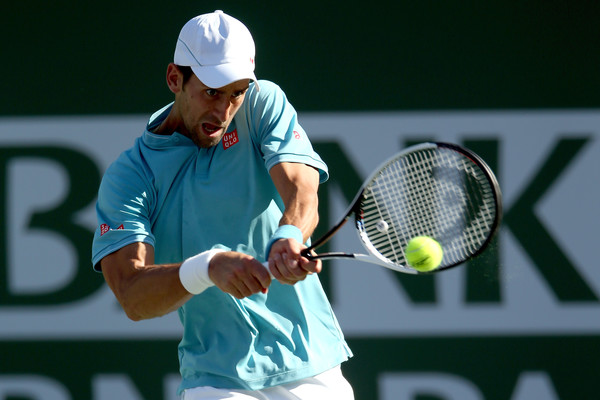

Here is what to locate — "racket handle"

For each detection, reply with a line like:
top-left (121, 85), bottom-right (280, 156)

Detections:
top-left (300, 248), bottom-right (316, 259)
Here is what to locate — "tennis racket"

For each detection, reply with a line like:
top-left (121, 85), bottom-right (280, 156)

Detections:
top-left (299, 142), bottom-right (502, 274)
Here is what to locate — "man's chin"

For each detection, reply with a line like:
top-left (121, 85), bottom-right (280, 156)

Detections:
top-left (193, 132), bottom-right (224, 149)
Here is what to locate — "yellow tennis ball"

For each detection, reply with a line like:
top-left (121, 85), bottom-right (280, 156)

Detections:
top-left (405, 236), bottom-right (443, 272)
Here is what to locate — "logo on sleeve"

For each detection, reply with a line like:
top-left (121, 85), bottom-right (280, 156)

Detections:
top-left (100, 223), bottom-right (125, 236)
top-left (100, 224), bottom-right (110, 236)
top-left (222, 129), bottom-right (239, 150)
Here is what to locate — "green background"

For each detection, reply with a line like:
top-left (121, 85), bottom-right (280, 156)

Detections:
top-left (3, 336), bottom-right (599, 399)
top-left (3, 0), bottom-right (600, 115)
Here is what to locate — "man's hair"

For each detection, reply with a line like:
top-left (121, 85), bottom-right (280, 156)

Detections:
top-left (176, 65), bottom-right (194, 85)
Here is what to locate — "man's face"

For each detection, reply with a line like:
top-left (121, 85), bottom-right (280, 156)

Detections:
top-left (176, 74), bottom-right (250, 148)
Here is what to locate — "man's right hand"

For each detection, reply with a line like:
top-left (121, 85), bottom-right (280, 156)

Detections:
top-left (208, 251), bottom-right (272, 298)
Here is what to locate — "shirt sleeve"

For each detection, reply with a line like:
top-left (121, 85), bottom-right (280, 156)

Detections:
top-left (245, 80), bottom-right (329, 183)
top-left (91, 147), bottom-right (156, 271)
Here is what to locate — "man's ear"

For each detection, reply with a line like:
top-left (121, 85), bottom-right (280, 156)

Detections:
top-left (166, 63), bottom-right (183, 94)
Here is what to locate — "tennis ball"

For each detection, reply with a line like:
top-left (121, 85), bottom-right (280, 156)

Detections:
top-left (405, 236), bottom-right (443, 272)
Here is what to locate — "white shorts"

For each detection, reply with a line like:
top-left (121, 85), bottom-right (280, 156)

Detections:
top-left (181, 366), bottom-right (354, 400)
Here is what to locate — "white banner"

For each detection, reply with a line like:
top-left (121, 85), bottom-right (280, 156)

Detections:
top-left (0, 110), bottom-right (598, 339)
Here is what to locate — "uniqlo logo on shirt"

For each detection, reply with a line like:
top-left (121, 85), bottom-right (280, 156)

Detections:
top-left (222, 130), bottom-right (239, 150)
top-left (100, 223), bottom-right (124, 236)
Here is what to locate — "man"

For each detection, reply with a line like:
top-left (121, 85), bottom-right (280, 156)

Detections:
top-left (91, 10), bottom-right (353, 400)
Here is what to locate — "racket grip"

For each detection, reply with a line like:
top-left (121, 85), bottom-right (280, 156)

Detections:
top-left (300, 248), bottom-right (316, 259)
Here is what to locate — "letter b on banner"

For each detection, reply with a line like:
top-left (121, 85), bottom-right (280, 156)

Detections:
top-left (0, 146), bottom-right (104, 305)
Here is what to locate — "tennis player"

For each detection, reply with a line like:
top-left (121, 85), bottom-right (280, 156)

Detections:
top-left (91, 10), bottom-right (353, 400)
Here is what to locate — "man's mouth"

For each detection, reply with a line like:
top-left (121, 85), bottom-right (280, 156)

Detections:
top-left (202, 123), bottom-right (223, 135)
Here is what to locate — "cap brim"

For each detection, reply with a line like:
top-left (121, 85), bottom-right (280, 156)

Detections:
top-left (190, 64), bottom-right (259, 90)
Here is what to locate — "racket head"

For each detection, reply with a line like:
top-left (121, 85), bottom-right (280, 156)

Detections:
top-left (354, 142), bottom-right (502, 274)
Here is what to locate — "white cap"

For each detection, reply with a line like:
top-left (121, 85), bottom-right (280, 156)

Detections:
top-left (174, 10), bottom-right (259, 90)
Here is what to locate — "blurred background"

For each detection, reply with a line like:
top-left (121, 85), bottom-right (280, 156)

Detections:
top-left (4, 0), bottom-right (600, 114)
top-left (1, 1), bottom-right (599, 399)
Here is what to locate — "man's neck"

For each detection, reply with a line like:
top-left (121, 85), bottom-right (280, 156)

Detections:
top-left (152, 108), bottom-right (180, 135)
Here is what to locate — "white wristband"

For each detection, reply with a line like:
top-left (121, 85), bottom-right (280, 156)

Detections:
top-left (179, 249), bottom-right (225, 295)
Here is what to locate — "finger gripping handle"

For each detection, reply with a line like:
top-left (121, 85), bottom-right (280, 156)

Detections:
top-left (300, 248), bottom-right (315, 259)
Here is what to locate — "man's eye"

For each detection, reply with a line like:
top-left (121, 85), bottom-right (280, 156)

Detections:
top-left (233, 89), bottom-right (248, 98)
top-left (206, 89), bottom-right (218, 96)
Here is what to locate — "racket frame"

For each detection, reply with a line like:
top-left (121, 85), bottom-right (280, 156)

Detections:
top-left (301, 142), bottom-right (502, 274)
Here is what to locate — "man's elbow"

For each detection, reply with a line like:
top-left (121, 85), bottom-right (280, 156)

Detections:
top-left (117, 297), bottom-right (147, 321)
top-left (120, 304), bottom-right (162, 321)
top-left (118, 294), bottom-right (182, 321)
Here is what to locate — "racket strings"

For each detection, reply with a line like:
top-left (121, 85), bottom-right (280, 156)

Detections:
top-left (359, 148), bottom-right (498, 268)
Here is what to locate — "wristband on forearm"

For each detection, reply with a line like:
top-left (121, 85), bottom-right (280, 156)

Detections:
top-left (265, 224), bottom-right (304, 259)
top-left (179, 249), bottom-right (225, 295)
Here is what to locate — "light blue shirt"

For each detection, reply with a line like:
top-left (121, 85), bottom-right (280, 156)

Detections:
top-left (92, 80), bottom-right (352, 392)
